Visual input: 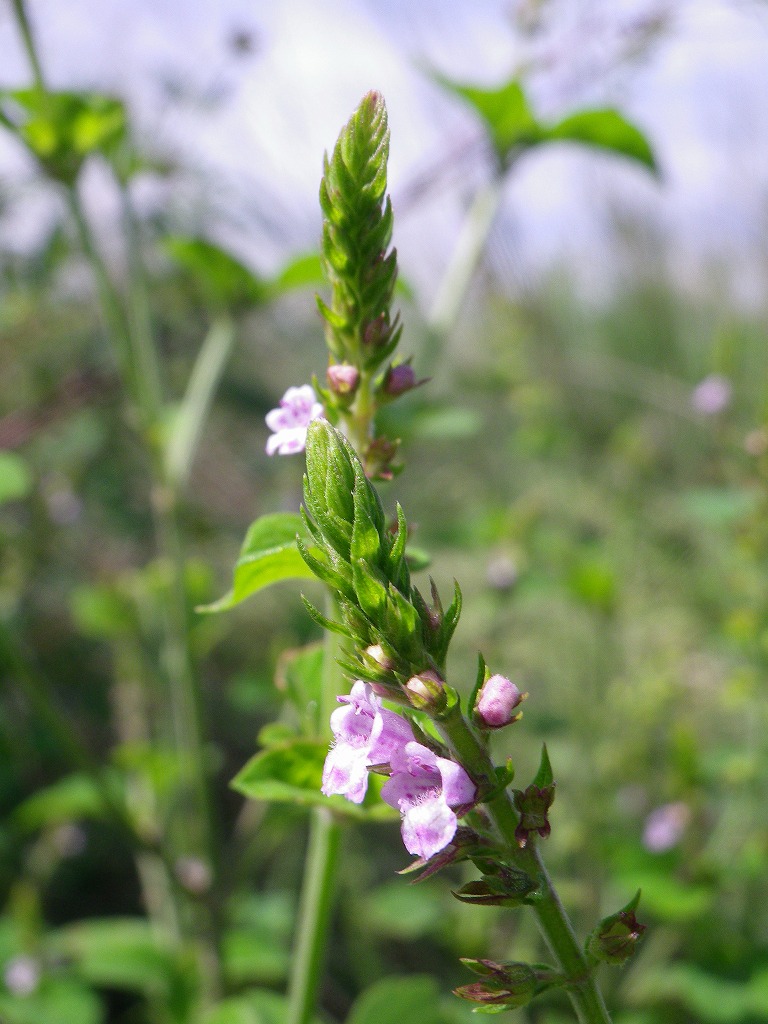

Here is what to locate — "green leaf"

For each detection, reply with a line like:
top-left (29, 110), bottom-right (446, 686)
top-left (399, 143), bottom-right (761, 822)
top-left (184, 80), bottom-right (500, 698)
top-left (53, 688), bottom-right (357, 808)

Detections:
top-left (0, 89), bottom-right (128, 182)
top-left (47, 918), bottom-right (183, 997)
top-left (14, 772), bottom-right (114, 831)
top-left (231, 739), bottom-right (396, 820)
top-left (0, 979), bottom-right (101, 1024)
top-left (433, 75), bottom-right (541, 163)
top-left (544, 108), bottom-right (657, 173)
top-left (346, 975), bottom-right (443, 1024)
top-left (203, 990), bottom-right (323, 1024)
top-left (269, 251), bottom-right (325, 294)
top-left (0, 451), bottom-right (33, 504)
top-left (164, 236), bottom-right (267, 308)
top-left (198, 513), bottom-right (317, 613)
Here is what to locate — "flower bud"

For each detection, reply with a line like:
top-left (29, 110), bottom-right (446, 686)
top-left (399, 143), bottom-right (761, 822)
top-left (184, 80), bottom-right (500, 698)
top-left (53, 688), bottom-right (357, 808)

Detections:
top-left (454, 961), bottom-right (539, 1008)
top-left (326, 363), bottom-right (359, 397)
top-left (586, 891), bottom-right (646, 965)
top-left (475, 674), bottom-right (525, 729)
top-left (405, 670), bottom-right (446, 712)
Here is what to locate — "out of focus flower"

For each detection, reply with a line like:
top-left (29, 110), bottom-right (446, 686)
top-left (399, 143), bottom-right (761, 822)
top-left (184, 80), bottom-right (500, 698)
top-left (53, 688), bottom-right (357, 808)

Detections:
top-left (265, 385), bottom-right (323, 455)
top-left (322, 682), bottom-right (414, 803)
top-left (4, 955), bottom-right (40, 997)
top-left (175, 856), bottom-right (212, 895)
top-left (691, 374), bottom-right (732, 415)
top-left (643, 801), bottom-right (690, 852)
top-left (382, 741), bottom-right (476, 859)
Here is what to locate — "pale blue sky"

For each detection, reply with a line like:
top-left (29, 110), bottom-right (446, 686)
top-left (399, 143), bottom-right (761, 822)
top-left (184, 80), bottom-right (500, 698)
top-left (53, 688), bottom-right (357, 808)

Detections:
top-left (1, 0), bottom-right (767, 307)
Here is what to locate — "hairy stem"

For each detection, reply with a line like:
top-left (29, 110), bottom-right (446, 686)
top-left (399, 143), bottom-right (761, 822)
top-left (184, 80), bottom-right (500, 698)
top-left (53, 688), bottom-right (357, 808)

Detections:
top-left (439, 704), bottom-right (612, 1024)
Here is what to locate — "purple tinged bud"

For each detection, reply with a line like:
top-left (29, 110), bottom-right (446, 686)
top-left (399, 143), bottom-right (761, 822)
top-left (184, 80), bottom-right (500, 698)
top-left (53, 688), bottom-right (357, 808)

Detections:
top-left (405, 670), bottom-right (446, 712)
top-left (475, 674), bottom-right (525, 729)
top-left (327, 363), bottom-right (359, 396)
top-left (586, 892), bottom-right (646, 965)
top-left (383, 363), bottom-right (416, 396)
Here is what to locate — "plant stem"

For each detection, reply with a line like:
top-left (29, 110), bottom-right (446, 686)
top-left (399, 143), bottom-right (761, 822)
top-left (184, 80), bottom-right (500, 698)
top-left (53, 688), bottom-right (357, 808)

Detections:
top-left (438, 703), bottom-right (612, 1024)
top-left (286, 598), bottom-right (343, 1024)
top-left (10, 0), bottom-right (46, 93)
top-left (426, 175), bottom-right (505, 342)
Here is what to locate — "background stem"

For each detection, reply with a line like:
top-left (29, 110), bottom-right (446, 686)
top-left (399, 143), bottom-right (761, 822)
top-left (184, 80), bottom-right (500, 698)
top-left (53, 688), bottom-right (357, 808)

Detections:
top-left (286, 599), bottom-right (343, 1024)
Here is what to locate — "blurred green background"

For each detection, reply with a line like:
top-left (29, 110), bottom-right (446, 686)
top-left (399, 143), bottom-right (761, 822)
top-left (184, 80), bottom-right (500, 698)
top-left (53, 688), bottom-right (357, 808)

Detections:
top-left (2, 1), bottom-right (768, 1023)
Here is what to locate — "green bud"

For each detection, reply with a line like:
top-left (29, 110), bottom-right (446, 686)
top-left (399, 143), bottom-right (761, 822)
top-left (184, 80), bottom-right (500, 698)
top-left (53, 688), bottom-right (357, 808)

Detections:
top-left (513, 745), bottom-right (555, 848)
top-left (586, 891), bottom-right (646, 965)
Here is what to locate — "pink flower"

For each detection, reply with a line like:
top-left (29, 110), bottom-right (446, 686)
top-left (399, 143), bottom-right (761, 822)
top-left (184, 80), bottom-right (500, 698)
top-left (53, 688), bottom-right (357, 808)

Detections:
top-left (643, 802), bottom-right (690, 852)
top-left (265, 385), bottom-right (324, 455)
top-left (475, 674), bottom-right (524, 729)
top-left (322, 682), bottom-right (414, 803)
top-left (691, 375), bottom-right (732, 416)
top-left (382, 741), bottom-right (476, 859)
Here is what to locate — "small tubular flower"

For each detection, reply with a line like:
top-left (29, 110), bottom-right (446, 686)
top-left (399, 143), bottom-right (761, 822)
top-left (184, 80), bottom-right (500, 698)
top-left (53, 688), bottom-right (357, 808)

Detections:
top-left (382, 741), bottom-right (476, 859)
top-left (322, 681), bottom-right (414, 803)
top-left (265, 385), bottom-right (324, 455)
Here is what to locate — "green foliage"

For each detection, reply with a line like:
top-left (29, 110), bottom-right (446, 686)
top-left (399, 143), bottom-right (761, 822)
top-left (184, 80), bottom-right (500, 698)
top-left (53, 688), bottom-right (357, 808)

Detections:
top-left (200, 512), bottom-right (317, 613)
top-left (435, 74), bottom-right (656, 172)
top-left (0, 452), bottom-right (33, 504)
top-left (346, 975), bottom-right (444, 1024)
top-left (0, 89), bottom-right (129, 182)
top-left (231, 738), bottom-right (396, 821)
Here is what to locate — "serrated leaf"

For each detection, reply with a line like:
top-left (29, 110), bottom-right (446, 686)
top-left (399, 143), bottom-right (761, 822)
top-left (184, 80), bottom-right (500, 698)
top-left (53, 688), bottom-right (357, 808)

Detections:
top-left (544, 108), bottom-right (657, 173)
top-left (199, 513), bottom-right (317, 613)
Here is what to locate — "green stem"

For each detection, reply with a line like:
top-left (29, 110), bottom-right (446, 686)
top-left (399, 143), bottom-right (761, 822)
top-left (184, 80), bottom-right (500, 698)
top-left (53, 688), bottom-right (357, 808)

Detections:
top-left (438, 704), bottom-right (612, 1024)
top-left (10, 0), bottom-right (46, 93)
top-left (426, 175), bottom-right (505, 341)
top-left (286, 598), bottom-right (344, 1024)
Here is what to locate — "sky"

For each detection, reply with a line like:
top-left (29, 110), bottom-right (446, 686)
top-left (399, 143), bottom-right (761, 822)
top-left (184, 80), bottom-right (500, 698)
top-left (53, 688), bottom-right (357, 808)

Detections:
top-left (0, 0), bottom-right (767, 309)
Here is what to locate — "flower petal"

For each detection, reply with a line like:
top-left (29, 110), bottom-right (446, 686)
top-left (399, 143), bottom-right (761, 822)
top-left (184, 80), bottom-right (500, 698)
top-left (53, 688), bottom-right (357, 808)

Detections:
top-left (400, 796), bottom-right (458, 859)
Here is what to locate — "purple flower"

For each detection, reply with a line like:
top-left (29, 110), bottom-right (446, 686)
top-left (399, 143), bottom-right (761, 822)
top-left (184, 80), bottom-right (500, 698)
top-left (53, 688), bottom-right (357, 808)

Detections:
top-left (265, 385), bottom-right (324, 456)
top-left (643, 802), bottom-right (690, 852)
top-left (382, 741), bottom-right (476, 859)
top-left (322, 682), bottom-right (414, 803)
top-left (475, 674), bottom-right (525, 729)
top-left (691, 374), bottom-right (732, 416)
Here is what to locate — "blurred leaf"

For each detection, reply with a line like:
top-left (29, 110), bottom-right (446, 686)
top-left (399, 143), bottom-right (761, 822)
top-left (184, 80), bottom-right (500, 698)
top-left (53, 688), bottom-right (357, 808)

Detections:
top-left (434, 75), bottom-right (540, 163)
top-left (269, 252), bottom-right (325, 294)
top-left (70, 583), bottom-right (136, 638)
top-left (346, 975), bottom-right (443, 1024)
top-left (164, 236), bottom-right (267, 308)
top-left (198, 513), bottom-right (316, 613)
top-left (632, 964), bottom-right (754, 1023)
top-left (678, 487), bottom-right (758, 528)
top-left (231, 739), bottom-right (396, 820)
top-left (411, 405), bottom-right (482, 441)
top-left (363, 881), bottom-right (445, 940)
top-left (618, 870), bottom-right (712, 922)
top-left (223, 893), bottom-right (292, 987)
top-left (0, 979), bottom-right (101, 1024)
top-left (0, 452), bottom-right (33, 504)
top-left (14, 772), bottom-right (116, 831)
top-left (203, 990), bottom-right (322, 1024)
top-left (0, 89), bottom-right (128, 182)
top-left (275, 642), bottom-right (323, 731)
top-left (47, 918), bottom-right (185, 998)
top-left (566, 557), bottom-right (617, 613)
top-left (544, 109), bottom-right (657, 172)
